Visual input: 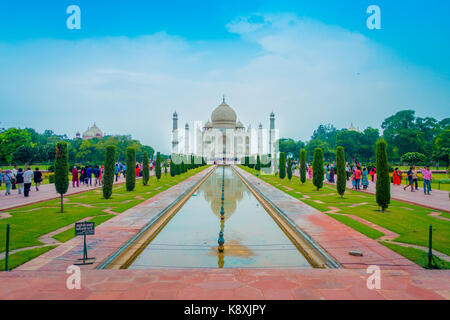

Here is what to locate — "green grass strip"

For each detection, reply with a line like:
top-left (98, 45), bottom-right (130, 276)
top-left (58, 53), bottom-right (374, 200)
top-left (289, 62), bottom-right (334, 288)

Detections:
top-left (326, 214), bottom-right (385, 239)
top-left (0, 245), bottom-right (57, 271)
top-left (381, 241), bottom-right (450, 269)
top-left (52, 214), bottom-right (115, 243)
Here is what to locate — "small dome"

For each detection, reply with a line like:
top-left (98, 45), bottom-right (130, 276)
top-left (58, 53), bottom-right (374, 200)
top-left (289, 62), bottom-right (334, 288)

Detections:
top-left (211, 100), bottom-right (237, 128)
top-left (204, 120), bottom-right (212, 128)
top-left (236, 120), bottom-right (244, 128)
top-left (83, 123), bottom-right (103, 138)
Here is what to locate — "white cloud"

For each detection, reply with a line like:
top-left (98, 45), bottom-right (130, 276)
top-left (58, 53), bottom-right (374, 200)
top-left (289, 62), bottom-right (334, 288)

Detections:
top-left (0, 13), bottom-right (448, 153)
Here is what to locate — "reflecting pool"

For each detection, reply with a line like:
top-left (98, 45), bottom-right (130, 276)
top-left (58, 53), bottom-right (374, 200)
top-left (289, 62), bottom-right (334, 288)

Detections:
top-left (128, 166), bottom-right (312, 268)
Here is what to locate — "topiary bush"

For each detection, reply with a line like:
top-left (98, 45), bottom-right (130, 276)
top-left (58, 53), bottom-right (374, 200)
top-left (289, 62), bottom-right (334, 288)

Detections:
top-left (54, 142), bottom-right (69, 212)
top-left (142, 151), bottom-right (149, 186)
top-left (300, 149), bottom-right (306, 184)
top-left (376, 138), bottom-right (390, 212)
top-left (103, 145), bottom-right (116, 199)
top-left (336, 146), bottom-right (346, 198)
top-left (313, 148), bottom-right (324, 191)
top-left (126, 147), bottom-right (136, 191)
top-left (279, 152), bottom-right (286, 179)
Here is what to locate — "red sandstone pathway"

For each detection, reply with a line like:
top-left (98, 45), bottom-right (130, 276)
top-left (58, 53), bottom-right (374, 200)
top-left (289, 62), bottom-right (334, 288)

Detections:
top-left (294, 170), bottom-right (450, 212)
top-left (0, 173), bottom-right (155, 211)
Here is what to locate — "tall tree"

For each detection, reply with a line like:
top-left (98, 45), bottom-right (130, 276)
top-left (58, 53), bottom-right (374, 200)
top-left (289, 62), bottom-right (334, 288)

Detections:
top-left (170, 157), bottom-right (176, 177)
top-left (142, 151), bottom-right (149, 185)
top-left (336, 146), bottom-right (346, 198)
top-left (155, 152), bottom-right (161, 181)
top-left (376, 138), bottom-right (390, 212)
top-left (126, 147), bottom-right (136, 191)
top-left (102, 145), bottom-right (116, 199)
top-left (279, 152), bottom-right (286, 179)
top-left (54, 142), bottom-right (69, 212)
top-left (299, 149), bottom-right (306, 184)
top-left (256, 155), bottom-right (261, 171)
top-left (312, 148), bottom-right (324, 191)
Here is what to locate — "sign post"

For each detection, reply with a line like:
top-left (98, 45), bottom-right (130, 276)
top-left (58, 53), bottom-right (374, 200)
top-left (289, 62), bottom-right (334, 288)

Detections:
top-left (74, 221), bottom-right (96, 265)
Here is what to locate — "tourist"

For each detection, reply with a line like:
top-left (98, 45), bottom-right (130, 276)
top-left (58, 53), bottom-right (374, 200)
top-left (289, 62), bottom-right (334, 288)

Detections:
top-left (72, 166), bottom-right (79, 187)
top-left (308, 165), bottom-right (312, 179)
top-left (351, 170), bottom-right (356, 190)
top-left (393, 168), bottom-right (401, 186)
top-left (136, 164), bottom-right (140, 177)
top-left (93, 165), bottom-right (101, 186)
top-left (369, 167), bottom-right (376, 182)
top-left (403, 166), bottom-right (415, 192)
top-left (100, 165), bottom-right (104, 184)
top-left (362, 167), bottom-right (369, 190)
top-left (34, 167), bottom-right (42, 191)
top-left (122, 164), bottom-right (127, 178)
top-left (16, 168), bottom-right (24, 194)
top-left (421, 166), bottom-right (432, 195)
top-left (3, 169), bottom-right (13, 195)
top-left (80, 167), bottom-right (86, 185)
top-left (412, 165), bottom-right (419, 190)
top-left (11, 165), bottom-right (18, 190)
top-left (345, 164), bottom-right (351, 181)
top-left (329, 167), bottom-right (335, 183)
top-left (86, 166), bottom-right (93, 186)
top-left (0, 169), bottom-right (3, 188)
top-left (354, 166), bottom-right (362, 190)
top-left (23, 167), bottom-right (34, 197)
top-left (114, 164), bottom-right (120, 182)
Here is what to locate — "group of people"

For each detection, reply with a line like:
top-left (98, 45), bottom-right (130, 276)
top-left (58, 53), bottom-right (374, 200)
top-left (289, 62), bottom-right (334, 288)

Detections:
top-left (0, 166), bottom-right (43, 197)
top-left (71, 165), bottom-right (105, 188)
top-left (393, 165), bottom-right (433, 195)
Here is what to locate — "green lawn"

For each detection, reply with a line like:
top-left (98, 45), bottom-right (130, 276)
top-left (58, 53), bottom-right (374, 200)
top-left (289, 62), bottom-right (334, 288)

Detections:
top-left (239, 166), bottom-right (450, 268)
top-left (0, 167), bottom-right (208, 268)
top-left (0, 246), bottom-right (57, 271)
top-left (382, 241), bottom-right (450, 269)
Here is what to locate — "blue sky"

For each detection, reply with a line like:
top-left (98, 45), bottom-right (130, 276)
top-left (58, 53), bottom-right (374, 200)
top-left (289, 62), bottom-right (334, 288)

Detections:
top-left (0, 0), bottom-right (449, 152)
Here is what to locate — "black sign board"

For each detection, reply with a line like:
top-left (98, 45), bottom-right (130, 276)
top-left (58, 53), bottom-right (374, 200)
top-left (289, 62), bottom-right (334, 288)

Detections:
top-left (75, 221), bottom-right (95, 236)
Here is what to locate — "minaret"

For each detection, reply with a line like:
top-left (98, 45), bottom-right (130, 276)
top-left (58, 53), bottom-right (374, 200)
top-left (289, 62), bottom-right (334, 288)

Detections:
top-left (172, 111), bottom-right (178, 154)
top-left (269, 112), bottom-right (275, 154)
top-left (185, 123), bottom-right (190, 155)
top-left (258, 123), bottom-right (263, 156)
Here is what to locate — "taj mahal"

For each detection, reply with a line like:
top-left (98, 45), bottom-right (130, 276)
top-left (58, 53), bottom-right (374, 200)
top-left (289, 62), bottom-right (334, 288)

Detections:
top-left (171, 97), bottom-right (278, 166)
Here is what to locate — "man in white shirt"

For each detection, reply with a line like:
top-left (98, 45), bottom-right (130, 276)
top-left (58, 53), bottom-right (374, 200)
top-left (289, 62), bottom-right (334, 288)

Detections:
top-left (23, 167), bottom-right (34, 197)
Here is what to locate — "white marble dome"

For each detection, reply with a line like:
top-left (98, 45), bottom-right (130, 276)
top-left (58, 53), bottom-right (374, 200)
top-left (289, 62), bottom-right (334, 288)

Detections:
top-left (211, 100), bottom-right (237, 128)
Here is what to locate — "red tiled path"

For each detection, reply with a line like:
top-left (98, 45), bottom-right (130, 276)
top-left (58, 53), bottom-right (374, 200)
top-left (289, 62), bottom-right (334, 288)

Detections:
top-left (0, 268), bottom-right (448, 300)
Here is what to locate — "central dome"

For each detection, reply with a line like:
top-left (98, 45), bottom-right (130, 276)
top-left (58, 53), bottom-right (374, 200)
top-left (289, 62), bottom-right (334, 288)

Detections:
top-left (211, 100), bottom-right (237, 128)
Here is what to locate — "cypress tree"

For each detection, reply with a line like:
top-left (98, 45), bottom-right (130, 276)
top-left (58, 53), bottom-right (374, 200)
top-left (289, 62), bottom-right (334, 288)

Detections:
top-left (256, 155), bottom-right (261, 171)
top-left (376, 138), bottom-right (390, 212)
top-left (336, 146), bottom-right (346, 198)
top-left (312, 148), bottom-right (324, 191)
top-left (164, 160), bottom-right (168, 175)
top-left (54, 142), bottom-right (69, 213)
top-left (279, 152), bottom-right (286, 179)
top-left (170, 157), bottom-right (175, 177)
top-left (287, 157), bottom-right (292, 180)
top-left (126, 147), bottom-right (136, 191)
top-left (102, 145), bottom-right (116, 199)
top-left (155, 152), bottom-right (161, 181)
top-left (142, 151), bottom-right (149, 186)
top-left (300, 149), bottom-right (306, 184)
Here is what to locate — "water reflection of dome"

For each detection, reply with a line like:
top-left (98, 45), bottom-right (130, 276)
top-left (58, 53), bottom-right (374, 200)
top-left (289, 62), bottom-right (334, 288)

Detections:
top-left (200, 169), bottom-right (246, 219)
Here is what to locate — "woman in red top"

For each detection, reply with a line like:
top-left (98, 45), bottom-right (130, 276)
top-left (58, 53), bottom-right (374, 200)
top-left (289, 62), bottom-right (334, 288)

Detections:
top-left (72, 166), bottom-right (79, 187)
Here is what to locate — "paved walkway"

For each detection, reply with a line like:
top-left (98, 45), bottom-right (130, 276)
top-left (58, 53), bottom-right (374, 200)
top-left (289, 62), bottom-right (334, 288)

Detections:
top-left (294, 170), bottom-right (450, 212)
top-left (0, 268), bottom-right (448, 299)
top-left (0, 173), bottom-right (155, 212)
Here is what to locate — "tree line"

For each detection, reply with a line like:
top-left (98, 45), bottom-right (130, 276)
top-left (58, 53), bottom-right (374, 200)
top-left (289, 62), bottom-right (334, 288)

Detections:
top-left (279, 110), bottom-right (449, 166)
top-left (0, 127), bottom-right (155, 166)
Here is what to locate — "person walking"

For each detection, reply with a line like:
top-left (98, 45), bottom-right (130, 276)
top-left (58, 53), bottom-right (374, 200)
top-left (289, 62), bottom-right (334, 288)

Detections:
top-left (3, 169), bottom-right (13, 195)
top-left (403, 166), bottom-right (415, 192)
top-left (0, 169), bottom-right (3, 188)
top-left (93, 165), bottom-right (101, 186)
top-left (11, 165), bottom-right (18, 190)
top-left (412, 165), bottom-right (418, 190)
top-left (34, 167), bottom-right (42, 191)
top-left (23, 167), bottom-right (34, 197)
top-left (16, 168), bottom-right (24, 194)
top-left (362, 167), bottom-right (369, 190)
top-left (421, 166), bottom-right (432, 195)
top-left (86, 166), bottom-right (93, 186)
top-left (354, 166), bottom-right (362, 190)
top-left (72, 166), bottom-right (79, 187)
top-left (345, 164), bottom-right (351, 181)
top-left (114, 164), bottom-right (120, 182)
top-left (308, 165), bottom-right (312, 179)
